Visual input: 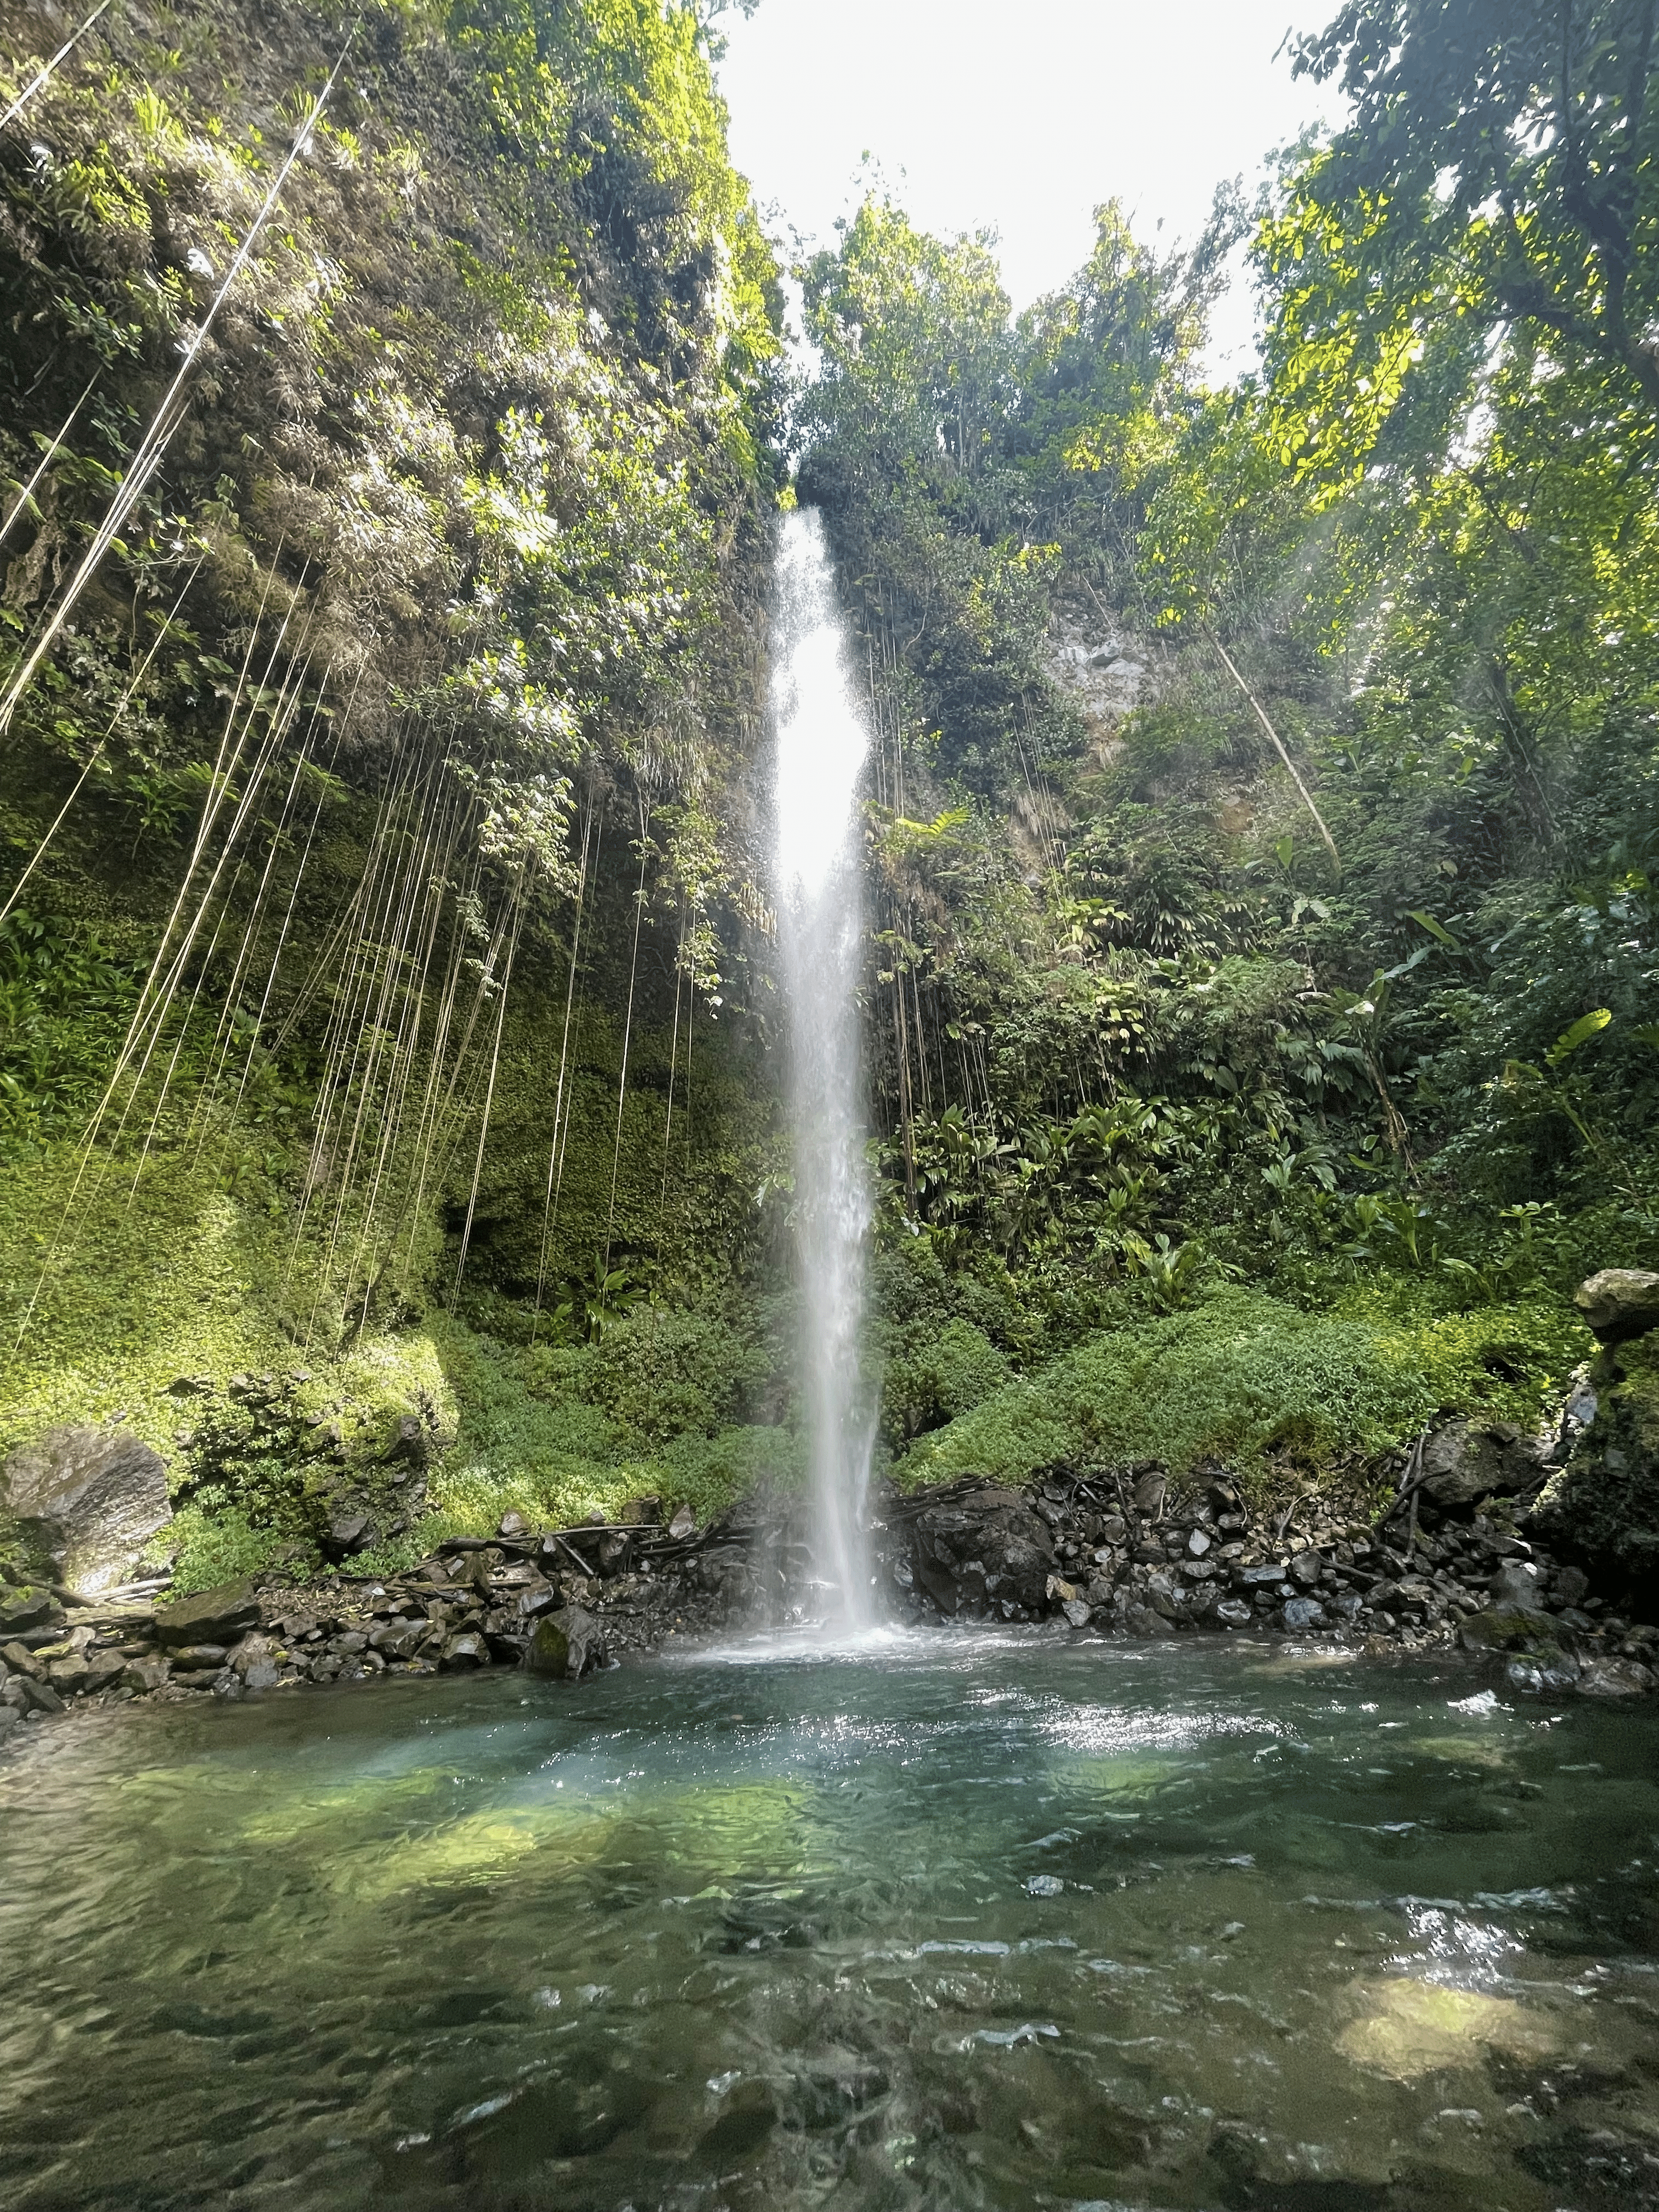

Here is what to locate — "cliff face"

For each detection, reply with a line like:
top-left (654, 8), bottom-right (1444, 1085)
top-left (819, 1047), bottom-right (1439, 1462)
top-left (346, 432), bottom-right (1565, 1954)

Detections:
top-left (0, 0), bottom-right (796, 1589)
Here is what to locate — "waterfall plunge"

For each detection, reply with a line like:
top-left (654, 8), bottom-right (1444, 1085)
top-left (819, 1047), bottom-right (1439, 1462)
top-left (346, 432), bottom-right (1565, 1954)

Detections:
top-left (772, 509), bottom-right (874, 1630)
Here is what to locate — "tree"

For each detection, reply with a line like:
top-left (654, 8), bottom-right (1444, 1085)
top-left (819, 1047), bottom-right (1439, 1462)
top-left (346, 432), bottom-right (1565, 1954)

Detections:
top-left (1272, 0), bottom-right (1659, 494)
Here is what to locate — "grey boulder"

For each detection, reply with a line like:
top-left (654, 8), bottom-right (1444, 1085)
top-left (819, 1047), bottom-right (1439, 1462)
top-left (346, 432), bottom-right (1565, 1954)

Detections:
top-left (1575, 1268), bottom-right (1659, 1344)
top-left (1418, 1420), bottom-right (1545, 1508)
top-left (0, 1426), bottom-right (171, 1594)
top-left (155, 1578), bottom-right (262, 1649)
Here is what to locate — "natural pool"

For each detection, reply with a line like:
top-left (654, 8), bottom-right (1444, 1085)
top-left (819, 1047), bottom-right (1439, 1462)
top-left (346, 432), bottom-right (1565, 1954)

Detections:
top-left (1, 1631), bottom-right (1656, 2211)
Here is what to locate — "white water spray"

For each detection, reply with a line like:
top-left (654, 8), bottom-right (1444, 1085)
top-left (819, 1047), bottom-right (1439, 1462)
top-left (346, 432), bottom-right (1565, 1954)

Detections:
top-left (771, 509), bottom-right (873, 1629)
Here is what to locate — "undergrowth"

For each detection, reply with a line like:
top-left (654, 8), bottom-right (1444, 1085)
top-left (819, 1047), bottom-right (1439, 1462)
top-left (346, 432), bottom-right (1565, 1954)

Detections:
top-left (893, 1283), bottom-right (1589, 1496)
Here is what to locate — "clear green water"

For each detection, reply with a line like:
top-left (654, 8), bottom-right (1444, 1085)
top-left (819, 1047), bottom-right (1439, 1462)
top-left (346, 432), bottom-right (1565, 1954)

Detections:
top-left (2, 1629), bottom-right (1657, 2212)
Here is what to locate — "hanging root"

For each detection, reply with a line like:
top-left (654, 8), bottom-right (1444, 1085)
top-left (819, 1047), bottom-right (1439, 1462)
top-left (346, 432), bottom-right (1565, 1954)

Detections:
top-left (0, 33), bottom-right (355, 734)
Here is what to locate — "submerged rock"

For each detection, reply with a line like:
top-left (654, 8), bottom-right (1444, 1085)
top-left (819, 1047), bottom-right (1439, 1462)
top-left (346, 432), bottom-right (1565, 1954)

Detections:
top-left (0, 1426), bottom-right (171, 1594)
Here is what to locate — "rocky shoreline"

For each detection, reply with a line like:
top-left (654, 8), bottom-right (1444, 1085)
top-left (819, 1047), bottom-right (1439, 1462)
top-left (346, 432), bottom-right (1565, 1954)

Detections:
top-left (3, 1426), bottom-right (1655, 1750)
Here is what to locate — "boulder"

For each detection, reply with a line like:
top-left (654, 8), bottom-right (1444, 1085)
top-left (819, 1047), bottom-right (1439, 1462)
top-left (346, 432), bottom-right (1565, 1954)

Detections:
top-left (1417, 1420), bottom-right (1545, 1508)
top-left (0, 1585), bottom-right (58, 1635)
top-left (1490, 1559), bottom-right (1542, 1609)
top-left (368, 1620), bottom-right (425, 1660)
top-left (522, 1604), bottom-right (601, 1680)
top-left (154, 1577), bottom-right (262, 1649)
top-left (909, 1486), bottom-right (1055, 1615)
top-left (1575, 1269), bottom-right (1659, 1344)
top-left (1282, 1596), bottom-right (1325, 1632)
top-left (668, 1504), bottom-right (697, 1541)
top-left (0, 1426), bottom-right (171, 1594)
top-left (1459, 1602), bottom-right (1570, 1666)
top-left (442, 1629), bottom-right (488, 1668)
top-left (323, 1510), bottom-right (374, 1560)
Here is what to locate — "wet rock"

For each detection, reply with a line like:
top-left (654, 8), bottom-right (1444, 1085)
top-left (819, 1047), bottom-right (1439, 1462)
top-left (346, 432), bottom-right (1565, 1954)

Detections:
top-left (0, 1640), bottom-right (41, 1677)
top-left (47, 1655), bottom-right (90, 1694)
top-left (668, 1503), bottom-right (697, 1541)
top-left (0, 1426), bottom-right (171, 1595)
top-left (1575, 1268), bottom-right (1659, 1344)
top-left (122, 1657), bottom-right (170, 1692)
top-left (1289, 1551), bottom-right (1322, 1588)
top-left (522, 1604), bottom-right (602, 1679)
top-left (1282, 1596), bottom-right (1325, 1632)
top-left (1459, 1602), bottom-right (1569, 1663)
top-left (442, 1629), bottom-right (487, 1668)
top-left (1214, 1598), bottom-right (1251, 1630)
top-left (1576, 1655), bottom-right (1655, 1697)
top-left (1060, 1597), bottom-right (1092, 1629)
top-left (170, 1644), bottom-right (229, 1672)
top-left (910, 1486), bottom-right (1054, 1614)
top-left (155, 1579), bottom-right (261, 1649)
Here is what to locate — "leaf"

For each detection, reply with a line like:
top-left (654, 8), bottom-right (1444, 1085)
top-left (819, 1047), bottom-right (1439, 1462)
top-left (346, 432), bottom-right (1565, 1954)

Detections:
top-left (1545, 1008), bottom-right (1612, 1068)
top-left (1406, 909), bottom-right (1460, 949)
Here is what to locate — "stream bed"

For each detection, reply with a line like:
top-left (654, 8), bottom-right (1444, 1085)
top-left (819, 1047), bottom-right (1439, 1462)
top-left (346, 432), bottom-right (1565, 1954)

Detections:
top-left (1, 1630), bottom-right (1656, 2211)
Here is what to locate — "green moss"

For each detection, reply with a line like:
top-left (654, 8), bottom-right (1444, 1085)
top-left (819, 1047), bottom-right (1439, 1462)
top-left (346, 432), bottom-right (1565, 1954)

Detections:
top-left (895, 1284), bottom-right (1586, 1492)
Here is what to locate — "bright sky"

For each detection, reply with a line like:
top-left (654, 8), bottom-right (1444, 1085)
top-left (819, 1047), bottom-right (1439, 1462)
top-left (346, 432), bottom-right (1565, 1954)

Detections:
top-left (717, 0), bottom-right (1341, 372)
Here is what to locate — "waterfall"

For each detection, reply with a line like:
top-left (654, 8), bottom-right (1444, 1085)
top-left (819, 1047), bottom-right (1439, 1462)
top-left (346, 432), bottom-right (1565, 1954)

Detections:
top-left (771, 507), bottom-right (874, 1630)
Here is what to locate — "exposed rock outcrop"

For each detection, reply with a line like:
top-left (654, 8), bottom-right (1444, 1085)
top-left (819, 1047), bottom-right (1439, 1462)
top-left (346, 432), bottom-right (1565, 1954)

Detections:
top-left (0, 1427), bottom-right (171, 1594)
top-left (1530, 1271), bottom-right (1659, 1609)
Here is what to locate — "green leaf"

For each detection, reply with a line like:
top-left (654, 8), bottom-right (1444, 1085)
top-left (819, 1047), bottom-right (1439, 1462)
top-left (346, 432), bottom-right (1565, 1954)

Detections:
top-left (1406, 909), bottom-right (1460, 949)
top-left (1545, 1008), bottom-right (1612, 1068)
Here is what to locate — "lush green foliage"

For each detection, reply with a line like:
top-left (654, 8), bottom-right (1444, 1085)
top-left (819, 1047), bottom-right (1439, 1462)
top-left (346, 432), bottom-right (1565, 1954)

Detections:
top-left (897, 1284), bottom-right (1587, 1494)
